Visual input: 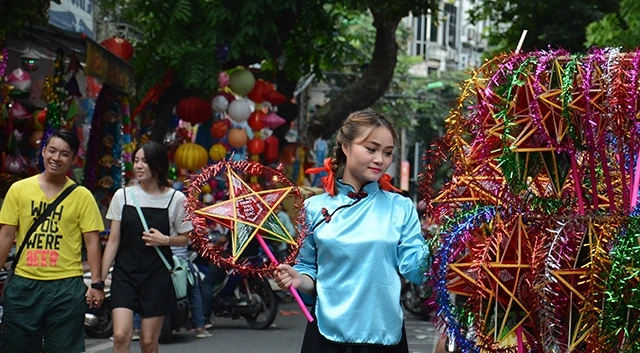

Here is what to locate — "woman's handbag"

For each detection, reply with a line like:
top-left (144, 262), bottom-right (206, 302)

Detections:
top-left (130, 189), bottom-right (193, 299)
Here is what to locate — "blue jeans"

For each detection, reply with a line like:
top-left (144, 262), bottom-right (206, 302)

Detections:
top-left (133, 263), bottom-right (205, 329)
top-left (200, 263), bottom-right (226, 319)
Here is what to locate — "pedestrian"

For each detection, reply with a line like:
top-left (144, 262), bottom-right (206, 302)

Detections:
top-left (275, 109), bottom-right (428, 353)
top-left (0, 129), bottom-right (105, 353)
top-left (101, 141), bottom-right (192, 353)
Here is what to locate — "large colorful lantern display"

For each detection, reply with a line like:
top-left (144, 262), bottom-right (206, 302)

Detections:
top-left (422, 48), bottom-right (640, 353)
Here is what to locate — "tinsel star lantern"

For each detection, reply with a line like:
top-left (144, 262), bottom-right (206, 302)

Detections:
top-left (185, 160), bottom-right (313, 322)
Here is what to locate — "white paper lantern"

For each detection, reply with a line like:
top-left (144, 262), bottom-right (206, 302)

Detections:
top-left (6, 69), bottom-right (32, 91)
top-left (211, 95), bottom-right (229, 113)
top-left (227, 99), bottom-right (252, 123)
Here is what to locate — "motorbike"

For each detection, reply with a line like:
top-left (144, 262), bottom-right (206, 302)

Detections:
top-left (400, 281), bottom-right (432, 320)
top-left (83, 263), bottom-right (113, 339)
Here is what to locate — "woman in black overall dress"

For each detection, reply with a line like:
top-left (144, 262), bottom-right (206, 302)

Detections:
top-left (102, 142), bottom-right (192, 353)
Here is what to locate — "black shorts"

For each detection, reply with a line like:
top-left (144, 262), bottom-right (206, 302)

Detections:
top-left (110, 266), bottom-right (176, 317)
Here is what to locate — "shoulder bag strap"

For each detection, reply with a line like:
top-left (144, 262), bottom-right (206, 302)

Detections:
top-left (129, 188), bottom-right (173, 272)
top-left (12, 184), bottom-right (78, 270)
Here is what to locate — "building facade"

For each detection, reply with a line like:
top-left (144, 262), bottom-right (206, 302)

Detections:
top-left (403, 0), bottom-right (489, 76)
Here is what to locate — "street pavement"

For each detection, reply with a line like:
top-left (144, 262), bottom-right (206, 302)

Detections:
top-left (84, 302), bottom-right (439, 353)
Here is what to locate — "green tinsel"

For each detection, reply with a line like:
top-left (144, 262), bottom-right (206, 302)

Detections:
top-left (560, 55), bottom-right (586, 150)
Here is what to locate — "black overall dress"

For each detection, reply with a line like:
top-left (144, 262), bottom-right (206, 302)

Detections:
top-left (110, 188), bottom-right (177, 317)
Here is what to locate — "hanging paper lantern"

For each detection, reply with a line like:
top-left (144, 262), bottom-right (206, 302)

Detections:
top-left (209, 143), bottom-right (227, 161)
top-left (101, 37), bottom-right (135, 61)
top-left (227, 128), bottom-right (248, 148)
top-left (247, 79), bottom-right (273, 103)
top-left (262, 90), bottom-right (287, 105)
top-left (262, 112), bottom-right (287, 129)
top-left (227, 99), bottom-right (251, 123)
top-left (174, 143), bottom-right (208, 171)
top-left (264, 135), bottom-right (279, 162)
top-left (247, 138), bottom-right (265, 155)
top-left (29, 131), bottom-right (44, 150)
top-left (248, 111), bottom-right (266, 131)
top-left (36, 108), bottom-right (47, 125)
top-left (211, 94), bottom-right (229, 113)
top-left (177, 97), bottom-right (212, 125)
top-left (210, 120), bottom-right (229, 139)
top-left (228, 68), bottom-right (255, 96)
top-left (9, 102), bottom-right (31, 120)
top-left (218, 72), bottom-right (230, 88)
top-left (32, 110), bottom-right (44, 131)
top-left (6, 69), bottom-right (32, 91)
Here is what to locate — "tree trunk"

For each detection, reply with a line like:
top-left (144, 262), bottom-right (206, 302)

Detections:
top-left (149, 85), bottom-right (199, 143)
top-left (305, 9), bottom-right (402, 140)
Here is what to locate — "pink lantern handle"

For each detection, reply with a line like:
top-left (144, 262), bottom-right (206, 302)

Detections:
top-left (254, 234), bottom-right (314, 322)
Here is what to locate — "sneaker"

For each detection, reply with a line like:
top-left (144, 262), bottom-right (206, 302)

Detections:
top-left (196, 329), bottom-right (212, 338)
top-left (131, 330), bottom-right (140, 341)
top-left (204, 319), bottom-right (213, 329)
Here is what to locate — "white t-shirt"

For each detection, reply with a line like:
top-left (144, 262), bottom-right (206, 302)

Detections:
top-left (106, 185), bottom-right (193, 240)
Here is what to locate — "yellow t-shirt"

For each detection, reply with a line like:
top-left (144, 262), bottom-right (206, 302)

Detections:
top-left (0, 175), bottom-right (104, 280)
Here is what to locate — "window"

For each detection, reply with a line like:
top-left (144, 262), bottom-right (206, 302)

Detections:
top-left (445, 4), bottom-right (457, 48)
top-left (430, 14), bottom-right (438, 42)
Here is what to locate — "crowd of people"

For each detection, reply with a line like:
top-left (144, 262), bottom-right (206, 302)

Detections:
top-left (0, 108), bottom-right (430, 353)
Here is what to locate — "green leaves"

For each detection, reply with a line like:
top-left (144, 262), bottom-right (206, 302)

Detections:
top-left (0, 0), bottom-right (61, 39)
top-left (586, 0), bottom-right (640, 49)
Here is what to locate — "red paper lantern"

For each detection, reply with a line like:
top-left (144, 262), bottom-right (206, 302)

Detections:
top-left (262, 91), bottom-right (288, 105)
top-left (177, 97), bottom-right (212, 125)
top-left (247, 79), bottom-right (273, 103)
top-left (247, 111), bottom-right (266, 131)
top-left (101, 37), bottom-right (135, 61)
top-left (247, 138), bottom-right (265, 155)
top-left (264, 135), bottom-right (279, 162)
top-left (210, 120), bottom-right (228, 139)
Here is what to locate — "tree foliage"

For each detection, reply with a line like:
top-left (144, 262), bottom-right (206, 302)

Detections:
top-left (99, 0), bottom-right (440, 141)
top-left (468, 0), bottom-right (618, 54)
top-left (0, 0), bottom-right (60, 39)
top-left (586, 0), bottom-right (640, 49)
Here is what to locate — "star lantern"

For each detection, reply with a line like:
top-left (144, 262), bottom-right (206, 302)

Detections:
top-left (185, 160), bottom-right (313, 322)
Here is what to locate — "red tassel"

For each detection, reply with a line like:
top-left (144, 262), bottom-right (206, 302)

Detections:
top-left (305, 158), bottom-right (336, 196)
top-left (378, 174), bottom-right (401, 193)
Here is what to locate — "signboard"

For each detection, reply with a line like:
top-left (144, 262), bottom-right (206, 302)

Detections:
top-left (401, 160), bottom-right (410, 191)
top-left (49, 0), bottom-right (95, 39)
top-left (85, 40), bottom-right (135, 96)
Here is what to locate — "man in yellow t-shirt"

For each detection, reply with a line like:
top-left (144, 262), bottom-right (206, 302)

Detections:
top-left (0, 130), bottom-right (105, 353)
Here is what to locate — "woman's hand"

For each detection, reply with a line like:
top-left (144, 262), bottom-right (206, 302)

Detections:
top-left (142, 227), bottom-right (170, 246)
top-left (275, 264), bottom-right (302, 291)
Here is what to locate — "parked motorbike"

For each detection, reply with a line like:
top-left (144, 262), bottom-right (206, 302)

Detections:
top-left (159, 297), bottom-right (190, 343)
top-left (400, 281), bottom-right (432, 320)
top-left (83, 263), bottom-right (113, 338)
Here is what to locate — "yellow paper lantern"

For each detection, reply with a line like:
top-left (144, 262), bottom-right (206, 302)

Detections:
top-left (209, 143), bottom-right (227, 161)
top-left (174, 143), bottom-right (208, 171)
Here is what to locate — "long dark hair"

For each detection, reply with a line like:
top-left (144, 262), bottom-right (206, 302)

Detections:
top-left (134, 141), bottom-right (171, 189)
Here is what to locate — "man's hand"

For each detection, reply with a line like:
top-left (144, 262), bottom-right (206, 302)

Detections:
top-left (86, 288), bottom-right (105, 308)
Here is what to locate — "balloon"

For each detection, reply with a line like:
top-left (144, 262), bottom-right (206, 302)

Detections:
top-left (211, 94), bottom-right (229, 113)
top-left (227, 128), bottom-right (248, 149)
top-left (227, 99), bottom-right (251, 123)
top-left (228, 68), bottom-right (255, 96)
top-left (210, 120), bottom-right (228, 139)
top-left (248, 111), bottom-right (266, 131)
top-left (262, 112), bottom-right (287, 129)
top-left (209, 143), bottom-right (227, 161)
top-left (6, 69), bottom-right (32, 91)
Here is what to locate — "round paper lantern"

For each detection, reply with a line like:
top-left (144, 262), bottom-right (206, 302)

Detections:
top-left (264, 135), bottom-right (279, 162)
top-left (262, 90), bottom-right (288, 105)
top-left (32, 110), bottom-right (44, 131)
top-left (36, 108), bottom-right (47, 125)
top-left (210, 120), bottom-right (228, 139)
top-left (227, 128), bottom-right (248, 148)
top-left (247, 79), bottom-right (273, 103)
top-left (9, 102), bottom-right (31, 120)
top-left (6, 69), bottom-right (32, 91)
top-left (29, 131), bottom-right (43, 149)
top-left (174, 143), bottom-right (208, 171)
top-left (247, 111), bottom-right (266, 131)
top-left (262, 112), bottom-right (286, 129)
top-left (247, 138), bottom-right (265, 155)
top-left (177, 96), bottom-right (212, 125)
top-left (101, 37), bottom-right (134, 61)
top-left (227, 99), bottom-right (251, 123)
top-left (228, 68), bottom-right (255, 96)
top-left (211, 94), bottom-right (229, 113)
top-left (209, 143), bottom-right (227, 161)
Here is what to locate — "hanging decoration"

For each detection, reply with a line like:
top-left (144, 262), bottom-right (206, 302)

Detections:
top-left (422, 48), bottom-right (640, 353)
